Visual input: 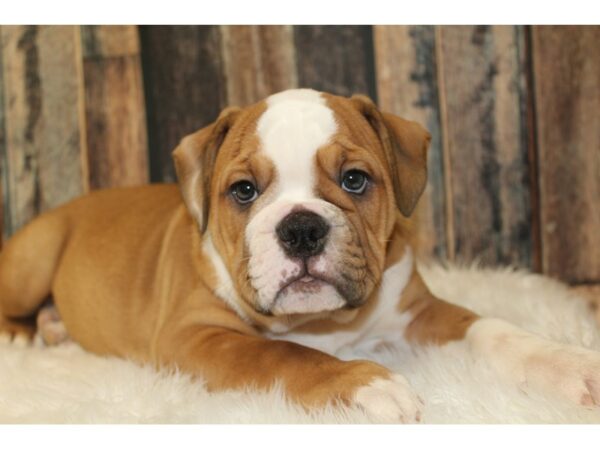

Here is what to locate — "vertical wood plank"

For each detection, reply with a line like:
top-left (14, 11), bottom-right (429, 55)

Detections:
top-left (220, 25), bottom-right (297, 106)
top-left (437, 25), bottom-right (532, 267)
top-left (0, 29), bottom-right (5, 244)
top-left (139, 26), bottom-right (227, 183)
top-left (294, 26), bottom-right (377, 100)
top-left (0, 25), bottom-right (87, 235)
top-left (523, 27), bottom-right (543, 274)
top-left (532, 26), bottom-right (600, 283)
top-left (81, 25), bottom-right (149, 190)
top-left (373, 25), bottom-right (447, 259)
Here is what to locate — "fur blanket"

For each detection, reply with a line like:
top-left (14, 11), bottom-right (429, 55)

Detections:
top-left (1, 263), bottom-right (600, 423)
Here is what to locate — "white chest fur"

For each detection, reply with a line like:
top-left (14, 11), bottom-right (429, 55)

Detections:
top-left (266, 249), bottom-right (414, 359)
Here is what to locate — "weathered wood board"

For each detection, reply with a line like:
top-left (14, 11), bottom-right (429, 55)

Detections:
top-left (436, 25), bottom-right (532, 267)
top-left (294, 26), bottom-right (378, 101)
top-left (0, 30), bottom-right (5, 244)
top-left (82, 25), bottom-right (149, 190)
top-left (139, 26), bottom-right (227, 183)
top-left (220, 25), bottom-right (297, 106)
top-left (0, 25), bottom-right (87, 235)
top-left (532, 25), bottom-right (600, 283)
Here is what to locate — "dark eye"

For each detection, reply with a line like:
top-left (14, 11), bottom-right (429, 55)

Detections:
top-left (341, 170), bottom-right (369, 194)
top-left (230, 180), bottom-right (258, 204)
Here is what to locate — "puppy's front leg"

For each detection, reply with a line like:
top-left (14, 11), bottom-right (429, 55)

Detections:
top-left (155, 323), bottom-right (422, 422)
top-left (402, 271), bottom-right (600, 407)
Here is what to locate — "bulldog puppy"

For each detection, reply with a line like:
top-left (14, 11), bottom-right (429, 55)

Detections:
top-left (1, 89), bottom-right (599, 422)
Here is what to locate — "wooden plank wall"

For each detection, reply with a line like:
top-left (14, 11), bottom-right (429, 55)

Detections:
top-left (0, 26), bottom-right (88, 237)
top-left (436, 26), bottom-right (532, 267)
top-left (0, 30), bottom-right (5, 246)
top-left (532, 26), bottom-right (600, 284)
top-left (81, 26), bottom-right (149, 190)
top-left (220, 26), bottom-right (297, 106)
top-left (0, 25), bottom-right (598, 288)
top-left (139, 26), bottom-right (227, 182)
top-left (294, 26), bottom-right (378, 101)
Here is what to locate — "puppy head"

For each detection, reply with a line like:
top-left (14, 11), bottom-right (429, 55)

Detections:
top-left (173, 89), bottom-right (430, 319)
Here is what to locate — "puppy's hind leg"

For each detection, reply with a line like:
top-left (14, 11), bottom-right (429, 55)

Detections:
top-left (37, 300), bottom-right (70, 346)
top-left (0, 210), bottom-right (69, 344)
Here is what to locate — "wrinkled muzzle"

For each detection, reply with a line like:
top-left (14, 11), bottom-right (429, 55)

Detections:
top-left (245, 199), bottom-right (368, 316)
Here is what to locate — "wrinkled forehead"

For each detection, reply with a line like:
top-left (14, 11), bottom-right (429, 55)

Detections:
top-left (254, 89), bottom-right (338, 198)
top-left (216, 89), bottom-right (380, 197)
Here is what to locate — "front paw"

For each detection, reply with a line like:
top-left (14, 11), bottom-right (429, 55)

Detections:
top-left (36, 303), bottom-right (70, 346)
top-left (307, 361), bottom-right (422, 423)
top-left (524, 345), bottom-right (600, 407)
top-left (469, 318), bottom-right (600, 407)
top-left (354, 372), bottom-right (423, 423)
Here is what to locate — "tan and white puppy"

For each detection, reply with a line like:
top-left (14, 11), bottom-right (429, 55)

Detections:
top-left (1, 89), bottom-right (599, 423)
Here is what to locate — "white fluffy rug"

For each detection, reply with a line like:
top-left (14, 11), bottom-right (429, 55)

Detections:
top-left (1, 263), bottom-right (600, 424)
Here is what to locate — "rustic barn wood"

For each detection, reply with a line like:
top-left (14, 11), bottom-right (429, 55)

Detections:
top-left (220, 25), bottom-right (297, 106)
top-left (0, 25), bottom-right (597, 284)
top-left (139, 25), bottom-right (227, 183)
top-left (0, 25), bottom-right (87, 236)
top-left (523, 27), bottom-right (542, 274)
top-left (294, 26), bottom-right (377, 100)
top-left (532, 26), bottom-right (600, 283)
top-left (0, 31), bottom-right (5, 244)
top-left (436, 25), bottom-right (532, 267)
top-left (373, 25), bottom-right (447, 260)
top-left (82, 25), bottom-right (149, 190)
top-left (81, 25), bottom-right (139, 58)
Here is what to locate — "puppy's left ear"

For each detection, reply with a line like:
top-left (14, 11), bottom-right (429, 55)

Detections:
top-left (351, 95), bottom-right (430, 217)
top-left (172, 106), bottom-right (241, 232)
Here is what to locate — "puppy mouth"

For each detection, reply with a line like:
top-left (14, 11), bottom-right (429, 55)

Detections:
top-left (277, 274), bottom-right (330, 297)
top-left (275, 259), bottom-right (340, 299)
top-left (261, 261), bottom-right (352, 316)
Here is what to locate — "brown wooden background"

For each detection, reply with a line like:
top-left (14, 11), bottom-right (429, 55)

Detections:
top-left (0, 25), bottom-right (598, 288)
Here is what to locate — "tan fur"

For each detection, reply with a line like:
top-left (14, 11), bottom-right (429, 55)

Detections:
top-left (0, 91), bottom-right (482, 412)
top-left (399, 269), bottom-right (479, 344)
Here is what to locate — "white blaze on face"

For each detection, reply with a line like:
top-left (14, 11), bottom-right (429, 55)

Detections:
top-left (257, 89), bottom-right (337, 200)
top-left (246, 89), bottom-right (349, 315)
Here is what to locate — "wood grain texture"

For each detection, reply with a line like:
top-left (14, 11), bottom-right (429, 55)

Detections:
top-left (436, 25), bottom-right (532, 267)
top-left (294, 26), bottom-right (377, 100)
top-left (139, 26), bottom-right (227, 183)
top-left (374, 25), bottom-right (446, 260)
top-left (532, 26), bottom-right (600, 283)
top-left (82, 25), bottom-right (149, 190)
top-left (0, 25), bottom-right (87, 236)
top-left (81, 25), bottom-right (139, 58)
top-left (220, 25), bottom-right (297, 106)
top-left (0, 30), bottom-right (5, 244)
top-left (523, 27), bottom-right (542, 274)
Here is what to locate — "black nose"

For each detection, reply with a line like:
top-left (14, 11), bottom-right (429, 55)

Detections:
top-left (276, 210), bottom-right (330, 258)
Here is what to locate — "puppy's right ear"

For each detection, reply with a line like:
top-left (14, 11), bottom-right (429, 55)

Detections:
top-left (172, 106), bottom-right (241, 233)
top-left (350, 95), bottom-right (430, 217)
